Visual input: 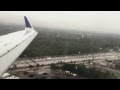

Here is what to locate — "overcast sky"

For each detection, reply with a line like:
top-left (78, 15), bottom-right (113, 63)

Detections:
top-left (0, 11), bottom-right (120, 34)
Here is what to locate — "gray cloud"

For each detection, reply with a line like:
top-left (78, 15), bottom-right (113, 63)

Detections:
top-left (0, 11), bottom-right (120, 34)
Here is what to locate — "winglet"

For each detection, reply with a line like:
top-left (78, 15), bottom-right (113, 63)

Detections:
top-left (24, 16), bottom-right (32, 28)
top-left (24, 16), bottom-right (34, 35)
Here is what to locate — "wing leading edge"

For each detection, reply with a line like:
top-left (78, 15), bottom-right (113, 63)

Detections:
top-left (0, 16), bottom-right (38, 78)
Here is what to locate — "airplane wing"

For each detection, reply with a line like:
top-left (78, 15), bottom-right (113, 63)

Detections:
top-left (0, 16), bottom-right (38, 78)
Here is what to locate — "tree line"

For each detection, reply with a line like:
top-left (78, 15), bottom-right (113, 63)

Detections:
top-left (20, 28), bottom-right (120, 58)
top-left (50, 63), bottom-right (117, 79)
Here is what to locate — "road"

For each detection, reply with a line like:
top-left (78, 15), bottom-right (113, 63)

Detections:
top-left (13, 52), bottom-right (120, 68)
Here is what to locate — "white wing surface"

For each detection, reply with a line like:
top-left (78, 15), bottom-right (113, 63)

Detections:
top-left (0, 16), bottom-right (38, 78)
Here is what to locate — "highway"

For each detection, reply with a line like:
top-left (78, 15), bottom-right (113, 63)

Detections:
top-left (13, 52), bottom-right (120, 68)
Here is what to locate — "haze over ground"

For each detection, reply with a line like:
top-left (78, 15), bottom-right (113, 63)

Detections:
top-left (0, 11), bottom-right (120, 34)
